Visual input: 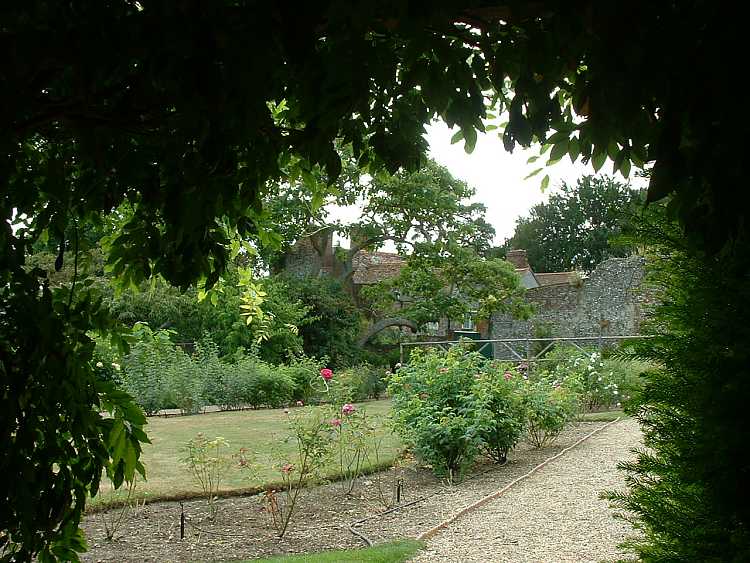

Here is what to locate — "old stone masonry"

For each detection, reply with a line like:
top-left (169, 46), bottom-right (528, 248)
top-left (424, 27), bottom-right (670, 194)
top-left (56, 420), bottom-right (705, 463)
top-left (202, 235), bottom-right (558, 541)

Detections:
top-left (491, 253), bottom-right (649, 350)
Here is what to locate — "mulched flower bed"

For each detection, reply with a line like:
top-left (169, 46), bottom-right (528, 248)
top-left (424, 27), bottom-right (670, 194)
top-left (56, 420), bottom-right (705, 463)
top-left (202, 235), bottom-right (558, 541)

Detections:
top-left (80, 422), bottom-right (608, 562)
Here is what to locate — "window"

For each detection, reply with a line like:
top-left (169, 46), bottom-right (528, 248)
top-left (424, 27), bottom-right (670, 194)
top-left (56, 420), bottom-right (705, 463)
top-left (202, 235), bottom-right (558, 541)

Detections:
top-left (462, 313), bottom-right (476, 331)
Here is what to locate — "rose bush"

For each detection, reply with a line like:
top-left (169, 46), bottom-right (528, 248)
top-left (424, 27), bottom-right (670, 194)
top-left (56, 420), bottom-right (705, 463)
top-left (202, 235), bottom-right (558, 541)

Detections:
top-left (388, 347), bottom-right (490, 480)
top-left (535, 346), bottom-right (648, 412)
top-left (474, 364), bottom-right (526, 463)
top-left (518, 377), bottom-right (579, 447)
top-left (389, 347), bottom-right (605, 478)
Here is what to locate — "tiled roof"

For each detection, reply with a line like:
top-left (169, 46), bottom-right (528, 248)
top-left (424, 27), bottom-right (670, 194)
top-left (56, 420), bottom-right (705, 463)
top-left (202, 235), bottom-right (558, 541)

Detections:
top-left (534, 272), bottom-right (578, 286)
top-left (351, 251), bottom-right (406, 284)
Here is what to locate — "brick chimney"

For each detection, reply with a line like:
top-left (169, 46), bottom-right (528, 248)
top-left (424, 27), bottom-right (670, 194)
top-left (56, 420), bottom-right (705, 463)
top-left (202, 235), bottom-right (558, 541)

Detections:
top-left (506, 249), bottom-right (530, 270)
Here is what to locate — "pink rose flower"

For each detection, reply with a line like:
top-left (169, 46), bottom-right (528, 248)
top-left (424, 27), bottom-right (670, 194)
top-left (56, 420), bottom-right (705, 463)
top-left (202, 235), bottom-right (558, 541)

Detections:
top-left (320, 368), bottom-right (333, 380)
top-left (281, 463), bottom-right (294, 474)
top-left (329, 418), bottom-right (342, 427)
top-left (503, 371), bottom-right (513, 381)
top-left (438, 367), bottom-right (449, 373)
top-left (296, 400), bottom-right (304, 407)
top-left (341, 403), bottom-right (356, 415)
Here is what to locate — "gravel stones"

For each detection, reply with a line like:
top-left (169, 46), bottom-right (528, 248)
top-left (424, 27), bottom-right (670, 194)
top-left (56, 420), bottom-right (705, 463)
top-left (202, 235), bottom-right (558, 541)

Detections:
top-left (410, 419), bottom-right (641, 562)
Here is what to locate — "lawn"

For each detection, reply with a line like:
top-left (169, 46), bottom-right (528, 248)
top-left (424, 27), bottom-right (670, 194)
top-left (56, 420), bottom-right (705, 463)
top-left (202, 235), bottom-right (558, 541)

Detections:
top-left (249, 540), bottom-right (424, 563)
top-left (92, 399), bottom-right (401, 508)
top-left (91, 400), bottom-right (625, 509)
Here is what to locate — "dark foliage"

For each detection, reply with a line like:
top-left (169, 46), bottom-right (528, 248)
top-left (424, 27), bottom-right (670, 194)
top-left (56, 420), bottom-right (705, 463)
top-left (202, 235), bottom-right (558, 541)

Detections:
top-left (0, 1), bottom-right (746, 559)
top-left (500, 175), bottom-right (644, 273)
top-left (281, 276), bottom-right (363, 367)
top-left (605, 211), bottom-right (750, 561)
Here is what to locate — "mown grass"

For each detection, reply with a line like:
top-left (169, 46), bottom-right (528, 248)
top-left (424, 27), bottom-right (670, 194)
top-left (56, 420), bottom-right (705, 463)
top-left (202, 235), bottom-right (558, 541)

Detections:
top-left (90, 401), bottom-right (626, 510)
top-left (90, 399), bottom-right (401, 509)
top-left (245, 539), bottom-right (424, 562)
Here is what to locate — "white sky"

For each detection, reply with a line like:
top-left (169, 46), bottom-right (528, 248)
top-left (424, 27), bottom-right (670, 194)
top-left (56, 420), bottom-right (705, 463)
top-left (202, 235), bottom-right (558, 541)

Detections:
top-left (330, 121), bottom-right (644, 249)
top-left (425, 121), bottom-right (642, 243)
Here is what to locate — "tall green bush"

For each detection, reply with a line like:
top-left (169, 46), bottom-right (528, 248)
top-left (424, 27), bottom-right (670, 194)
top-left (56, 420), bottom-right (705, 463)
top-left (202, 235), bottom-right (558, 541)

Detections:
top-left (474, 364), bottom-right (525, 463)
top-left (120, 329), bottom-right (305, 413)
top-left (121, 324), bottom-right (192, 414)
top-left (193, 337), bottom-right (228, 407)
top-left (389, 348), bottom-right (490, 480)
top-left (604, 213), bottom-right (750, 561)
top-left (241, 359), bottom-right (295, 409)
top-left (279, 355), bottom-right (326, 403)
top-left (332, 364), bottom-right (388, 403)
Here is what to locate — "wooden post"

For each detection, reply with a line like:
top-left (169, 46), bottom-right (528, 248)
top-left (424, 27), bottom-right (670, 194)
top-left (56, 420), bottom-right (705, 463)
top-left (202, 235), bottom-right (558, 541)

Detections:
top-left (526, 338), bottom-right (532, 376)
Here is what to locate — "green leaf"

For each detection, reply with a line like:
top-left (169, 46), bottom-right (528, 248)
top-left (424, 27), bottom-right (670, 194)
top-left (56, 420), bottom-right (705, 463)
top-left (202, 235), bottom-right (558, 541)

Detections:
top-left (592, 148), bottom-right (607, 172)
top-left (607, 140), bottom-right (620, 159)
top-left (620, 159), bottom-right (632, 178)
top-left (450, 130), bottom-right (464, 144)
top-left (301, 169), bottom-right (317, 188)
top-left (541, 174), bottom-right (550, 192)
top-left (646, 160), bottom-right (673, 202)
top-left (311, 191), bottom-right (324, 211)
top-left (546, 130), bottom-right (570, 145)
top-left (463, 127), bottom-right (477, 154)
top-left (527, 155), bottom-right (540, 164)
top-left (568, 137), bottom-right (580, 162)
top-left (524, 167), bottom-right (544, 180)
top-left (549, 140), bottom-right (569, 162)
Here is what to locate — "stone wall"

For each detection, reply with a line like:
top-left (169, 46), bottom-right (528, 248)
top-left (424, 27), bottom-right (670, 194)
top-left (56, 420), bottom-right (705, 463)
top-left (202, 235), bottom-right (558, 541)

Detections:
top-left (282, 237), bottom-right (323, 277)
top-left (281, 229), bottom-right (334, 278)
top-left (491, 256), bottom-right (648, 357)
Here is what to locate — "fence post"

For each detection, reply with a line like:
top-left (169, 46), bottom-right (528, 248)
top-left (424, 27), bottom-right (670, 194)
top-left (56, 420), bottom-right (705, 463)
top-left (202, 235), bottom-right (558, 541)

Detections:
top-left (525, 338), bottom-right (532, 376)
top-left (399, 343), bottom-right (404, 365)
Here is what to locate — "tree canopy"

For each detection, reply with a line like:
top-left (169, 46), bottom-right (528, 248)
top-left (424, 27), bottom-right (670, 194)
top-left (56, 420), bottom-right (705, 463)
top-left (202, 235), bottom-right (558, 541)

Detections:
top-left (360, 243), bottom-right (530, 332)
top-left (263, 158), bottom-right (494, 280)
top-left (500, 175), bottom-right (643, 273)
top-left (1, 2), bottom-right (746, 560)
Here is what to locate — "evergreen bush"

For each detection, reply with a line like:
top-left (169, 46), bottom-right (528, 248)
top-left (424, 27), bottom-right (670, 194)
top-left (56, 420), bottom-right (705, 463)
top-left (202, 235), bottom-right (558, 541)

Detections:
top-left (604, 213), bottom-right (750, 561)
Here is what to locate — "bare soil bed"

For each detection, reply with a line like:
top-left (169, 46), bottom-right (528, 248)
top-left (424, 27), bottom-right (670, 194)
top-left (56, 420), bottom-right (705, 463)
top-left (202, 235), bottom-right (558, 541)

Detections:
top-left (81, 422), bottom-right (610, 562)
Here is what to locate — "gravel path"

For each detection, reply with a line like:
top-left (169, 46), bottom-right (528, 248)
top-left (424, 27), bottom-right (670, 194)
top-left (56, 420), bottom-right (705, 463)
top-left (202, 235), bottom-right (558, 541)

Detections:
top-left (411, 418), bottom-right (641, 563)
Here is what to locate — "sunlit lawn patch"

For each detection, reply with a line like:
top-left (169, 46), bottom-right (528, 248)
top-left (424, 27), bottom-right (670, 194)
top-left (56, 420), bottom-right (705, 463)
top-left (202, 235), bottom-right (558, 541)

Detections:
top-left (91, 399), bottom-right (400, 508)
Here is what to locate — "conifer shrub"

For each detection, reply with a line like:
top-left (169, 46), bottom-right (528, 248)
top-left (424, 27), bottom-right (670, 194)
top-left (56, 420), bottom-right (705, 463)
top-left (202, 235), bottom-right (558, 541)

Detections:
top-left (604, 212), bottom-right (750, 561)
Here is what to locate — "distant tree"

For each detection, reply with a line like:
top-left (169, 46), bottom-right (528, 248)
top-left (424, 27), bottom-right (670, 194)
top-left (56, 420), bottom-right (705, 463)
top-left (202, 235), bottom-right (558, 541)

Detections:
top-left (500, 176), bottom-right (644, 273)
top-left (279, 275), bottom-right (362, 367)
top-left (359, 243), bottom-right (531, 338)
top-left (263, 158), bottom-right (495, 282)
